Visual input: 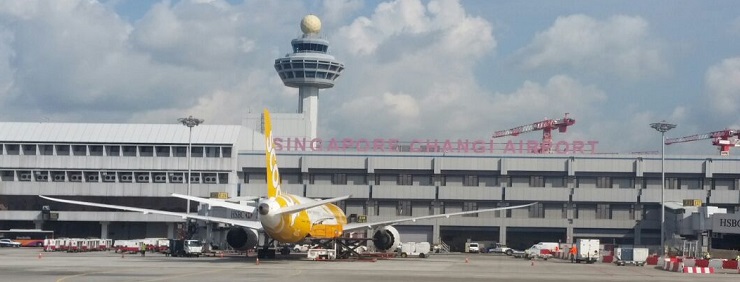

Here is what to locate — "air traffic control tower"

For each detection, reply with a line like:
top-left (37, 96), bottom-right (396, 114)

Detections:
top-left (273, 15), bottom-right (344, 139)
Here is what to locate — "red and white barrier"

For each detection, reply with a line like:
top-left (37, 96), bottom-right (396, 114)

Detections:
top-left (682, 267), bottom-right (714, 274)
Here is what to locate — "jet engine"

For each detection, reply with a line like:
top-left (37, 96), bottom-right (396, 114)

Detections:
top-left (372, 226), bottom-right (401, 252)
top-left (225, 227), bottom-right (259, 251)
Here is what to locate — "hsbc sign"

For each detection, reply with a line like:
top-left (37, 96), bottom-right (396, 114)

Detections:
top-left (712, 214), bottom-right (740, 234)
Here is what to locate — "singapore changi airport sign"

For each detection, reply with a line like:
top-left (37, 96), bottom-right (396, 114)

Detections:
top-left (274, 137), bottom-right (600, 155)
top-left (712, 213), bottom-right (740, 234)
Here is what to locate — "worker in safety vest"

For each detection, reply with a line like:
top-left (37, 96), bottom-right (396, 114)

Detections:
top-left (569, 245), bottom-right (577, 263)
top-left (140, 242), bottom-right (146, 257)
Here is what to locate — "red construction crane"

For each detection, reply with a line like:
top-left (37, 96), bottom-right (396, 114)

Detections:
top-left (492, 113), bottom-right (576, 153)
top-left (665, 129), bottom-right (740, 156)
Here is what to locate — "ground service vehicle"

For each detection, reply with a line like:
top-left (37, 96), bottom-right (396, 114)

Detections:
top-left (524, 242), bottom-right (559, 259)
top-left (489, 243), bottom-right (513, 255)
top-left (0, 239), bottom-right (22, 247)
top-left (614, 247), bottom-right (649, 266)
top-left (398, 242), bottom-right (430, 258)
top-left (575, 239), bottom-right (600, 263)
top-left (168, 239), bottom-right (203, 257)
top-left (465, 242), bottom-right (480, 253)
top-left (0, 229), bottom-right (54, 247)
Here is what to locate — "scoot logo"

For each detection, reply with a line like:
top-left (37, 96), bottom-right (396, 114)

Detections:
top-left (265, 131), bottom-right (281, 195)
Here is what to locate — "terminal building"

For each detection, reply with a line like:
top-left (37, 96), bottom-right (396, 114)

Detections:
top-left (1, 15), bottom-right (739, 252)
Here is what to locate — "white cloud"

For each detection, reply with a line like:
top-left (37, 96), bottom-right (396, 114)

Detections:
top-left (518, 14), bottom-right (668, 80)
top-left (706, 57), bottom-right (740, 116)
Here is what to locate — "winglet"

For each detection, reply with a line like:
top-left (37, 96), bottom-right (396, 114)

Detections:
top-left (264, 109), bottom-right (281, 198)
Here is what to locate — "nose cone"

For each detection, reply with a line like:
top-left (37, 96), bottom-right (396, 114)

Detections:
top-left (258, 203), bottom-right (270, 215)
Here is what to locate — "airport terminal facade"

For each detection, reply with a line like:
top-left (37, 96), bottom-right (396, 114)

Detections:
top-left (1, 122), bottom-right (740, 251)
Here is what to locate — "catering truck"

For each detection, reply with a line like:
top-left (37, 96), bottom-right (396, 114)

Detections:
top-left (575, 239), bottom-right (600, 263)
top-left (168, 239), bottom-right (204, 257)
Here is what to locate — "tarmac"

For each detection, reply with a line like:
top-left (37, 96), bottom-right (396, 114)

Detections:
top-left (1, 248), bottom-right (738, 282)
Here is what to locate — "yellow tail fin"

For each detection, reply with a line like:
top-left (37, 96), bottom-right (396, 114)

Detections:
top-left (264, 109), bottom-right (281, 198)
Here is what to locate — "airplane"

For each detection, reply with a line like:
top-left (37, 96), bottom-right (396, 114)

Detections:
top-left (40, 109), bottom-right (536, 258)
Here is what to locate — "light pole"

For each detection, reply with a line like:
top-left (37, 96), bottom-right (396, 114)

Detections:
top-left (650, 120), bottom-right (676, 256)
top-left (179, 115), bottom-right (204, 214)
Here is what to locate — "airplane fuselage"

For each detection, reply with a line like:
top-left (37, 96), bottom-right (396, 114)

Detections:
top-left (259, 194), bottom-right (347, 243)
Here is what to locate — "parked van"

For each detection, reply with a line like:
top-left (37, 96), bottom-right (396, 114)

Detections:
top-left (524, 242), bottom-right (559, 260)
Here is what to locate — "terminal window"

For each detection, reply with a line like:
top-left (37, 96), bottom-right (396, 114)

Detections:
top-left (596, 204), bottom-right (611, 219)
top-left (463, 201), bottom-right (478, 217)
top-left (397, 200), bottom-right (412, 216)
top-left (528, 202), bottom-right (544, 218)
top-left (397, 174), bottom-right (413, 186)
top-left (463, 175), bottom-right (479, 187)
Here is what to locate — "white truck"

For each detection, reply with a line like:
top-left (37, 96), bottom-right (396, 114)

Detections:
top-left (614, 247), bottom-right (649, 266)
top-left (464, 242), bottom-right (481, 253)
top-left (524, 242), bottom-right (559, 260)
top-left (398, 242), bottom-right (430, 258)
top-left (574, 239), bottom-right (600, 264)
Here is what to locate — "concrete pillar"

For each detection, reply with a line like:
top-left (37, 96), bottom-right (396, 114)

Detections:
top-left (432, 221), bottom-right (440, 245)
top-left (633, 225), bottom-right (641, 245)
top-left (100, 222), bottom-right (109, 239)
top-left (499, 225), bottom-right (507, 245)
top-left (167, 222), bottom-right (175, 239)
top-left (566, 225), bottom-right (574, 244)
top-left (34, 220), bottom-right (43, 229)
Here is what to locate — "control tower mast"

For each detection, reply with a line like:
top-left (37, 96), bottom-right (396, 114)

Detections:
top-left (274, 15), bottom-right (344, 139)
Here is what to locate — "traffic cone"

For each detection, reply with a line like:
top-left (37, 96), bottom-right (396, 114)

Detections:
top-left (219, 252), bottom-right (224, 258)
top-left (38, 253), bottom-right (42, 259)
top-left (531, 258), bottom-right (535, 266)
top-left (465, 257), bottom-right (469, 263)
top-left (255, 258), bottom-right (260, 265)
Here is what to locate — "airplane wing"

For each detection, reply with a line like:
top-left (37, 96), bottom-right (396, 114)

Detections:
top-left (39, 195), bottom-right (262, 230)
top-left (273, 195), bottom-right (351, 215)
top-left (170, 193), bottom-right (256, 213)
top-left (343, 202), bottom-right (537, 231)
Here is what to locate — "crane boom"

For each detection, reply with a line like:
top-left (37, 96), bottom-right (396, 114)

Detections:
top-left (664, 130), bottom-right (737, 144)
top-left (665, 129), bottom-right (740, 156)
top-left (492, 113), bottom-right (576, 153)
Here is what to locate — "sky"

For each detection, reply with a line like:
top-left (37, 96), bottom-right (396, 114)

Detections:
top-left (0, 0), bottom-right (738, 155)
